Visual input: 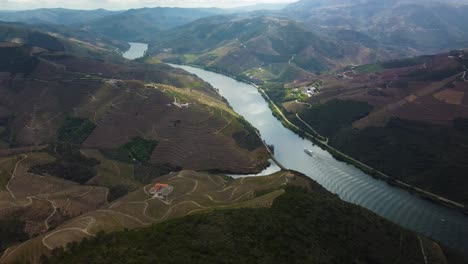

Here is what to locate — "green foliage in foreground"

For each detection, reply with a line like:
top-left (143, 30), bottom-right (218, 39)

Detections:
top-left (102, 137), bottom-right (158, 163)
top-left (44, 187), bottom-right (426, 264)
top-left (0, 219), bottom-right (28, 252)
top-left (57, 117), bottom-right (96, 145)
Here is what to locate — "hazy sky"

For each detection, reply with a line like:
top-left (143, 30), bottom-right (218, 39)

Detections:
top-left (0, 0), bottom-right (297, 10)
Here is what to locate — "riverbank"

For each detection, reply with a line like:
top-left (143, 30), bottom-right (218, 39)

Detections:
top-left (257, 78), bottom-right (467, 213)
top-left (168, 62), bottom-right (466, 214)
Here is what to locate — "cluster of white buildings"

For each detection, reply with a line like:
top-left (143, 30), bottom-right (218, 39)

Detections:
top-left (294, 86), bottom-right (318, 97)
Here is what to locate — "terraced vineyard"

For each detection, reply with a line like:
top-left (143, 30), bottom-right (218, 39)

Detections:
top-left (0, 166), bottom-right (306, 263)
top-left (0, 43), bottom-right (269, 174)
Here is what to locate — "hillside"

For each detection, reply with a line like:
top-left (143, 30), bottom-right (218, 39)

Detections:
top-left (283, 0), bottom-right (468, 54)
top-left (0, 22), bottom-right (125, 60)
top-left (0, 7), bottom-right (225, 43)
top-left (0, 8), bottom-right (119, 25)
top-left (148, 15), bottom-right (403, 95)
top-left (0, 36), bottom-right (273, 262)
top-left (0, 168), bottom-right (304, 263)
top-left (285, 50), bottom-right (468, 205)
top-left (151, 15), bottom-right (345, 71)
top-left (84, 7), bottom-right (225, 42)
top-left (0, 42), bottom-right (268, 173)
top-left (42, 175), bottom-right (464, 264)
top-left (34, 23), bottom-right (130, 53)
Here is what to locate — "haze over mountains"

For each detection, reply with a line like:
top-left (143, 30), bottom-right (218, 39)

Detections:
top-left (285, 0), bottom-right (468, 53)
top-left (0, 9), bottom-right (119, 25)
top-left (1, 0), bottom-right (468, 263)
top-left (3, 0), bottom-right (468, 54)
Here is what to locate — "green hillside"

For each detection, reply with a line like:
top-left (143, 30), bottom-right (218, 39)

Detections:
top-left (283, 0), bottom-right (468, 53)
top-left (147, 14), bottom-right (405, 104)
top-left (0, 22), bottom-right (123, 60)
top-left (85, 7), bottom-right (225, 42)
top-left (0, 8), bottom-right (118, 25)
top-left (150, 15), bottom-right (345, 74)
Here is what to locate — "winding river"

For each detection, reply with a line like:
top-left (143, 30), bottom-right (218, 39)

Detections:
top-left (125, 43), bottom-right (468, 255)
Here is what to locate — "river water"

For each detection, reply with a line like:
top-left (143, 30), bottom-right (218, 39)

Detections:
top-left (122, 42), bottom-right (148, 60)
top-left (123, 43), bottom-right (468, 254)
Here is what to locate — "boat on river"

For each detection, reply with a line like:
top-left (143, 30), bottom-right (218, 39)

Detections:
top-left (304, 148), bottom-right (314, 156)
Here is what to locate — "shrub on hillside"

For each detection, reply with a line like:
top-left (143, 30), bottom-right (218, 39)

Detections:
top-left (57, 117), bottom-right (96, 145)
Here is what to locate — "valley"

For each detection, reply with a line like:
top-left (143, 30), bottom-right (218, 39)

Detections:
top-left (170, 63), bottom-right (468, 256)
top-left (1, 1), bottom-right (468, 263)
top-left (137, 0), bottom-right (468, 228)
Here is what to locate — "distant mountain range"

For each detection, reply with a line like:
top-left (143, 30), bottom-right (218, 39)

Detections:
top-left (2, 1), bottom-right (468, 54)
top-left (149, 15), bottom-right (369, 75)
top-left (82, 7), bottom-right (227, 42)
top-left (0, 21), bottom-right (126, 60)
top-left (0, 8), bottom-right (119, 25)
top-left (284, 0), bottom-right (468, 53)
top-left (123, 0), bottom-right (468, 81)
top-left (0, 7), bottom-right (225, 42)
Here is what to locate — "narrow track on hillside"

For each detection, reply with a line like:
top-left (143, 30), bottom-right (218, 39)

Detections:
top-left (5, 154), bottom-right (28, 200)
top-left (42, 216), bottom-right (97, 250)
top-left (44, 198), bottom-right (58, 231)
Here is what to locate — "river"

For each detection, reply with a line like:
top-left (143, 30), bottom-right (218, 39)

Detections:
top-left (122, 42), bottom-right (148, 60)
top-left (124, 43), bottom-right (468, 254)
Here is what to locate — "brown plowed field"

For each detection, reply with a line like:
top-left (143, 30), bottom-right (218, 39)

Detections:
top-left (0, 153), bottom-right (109, 238)
top-left (1, 47), bottom-right (268, 173)
top-left (83, 85), bottom-right (268, 173)
top-left (311, 52), bottom-right (468, 129)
